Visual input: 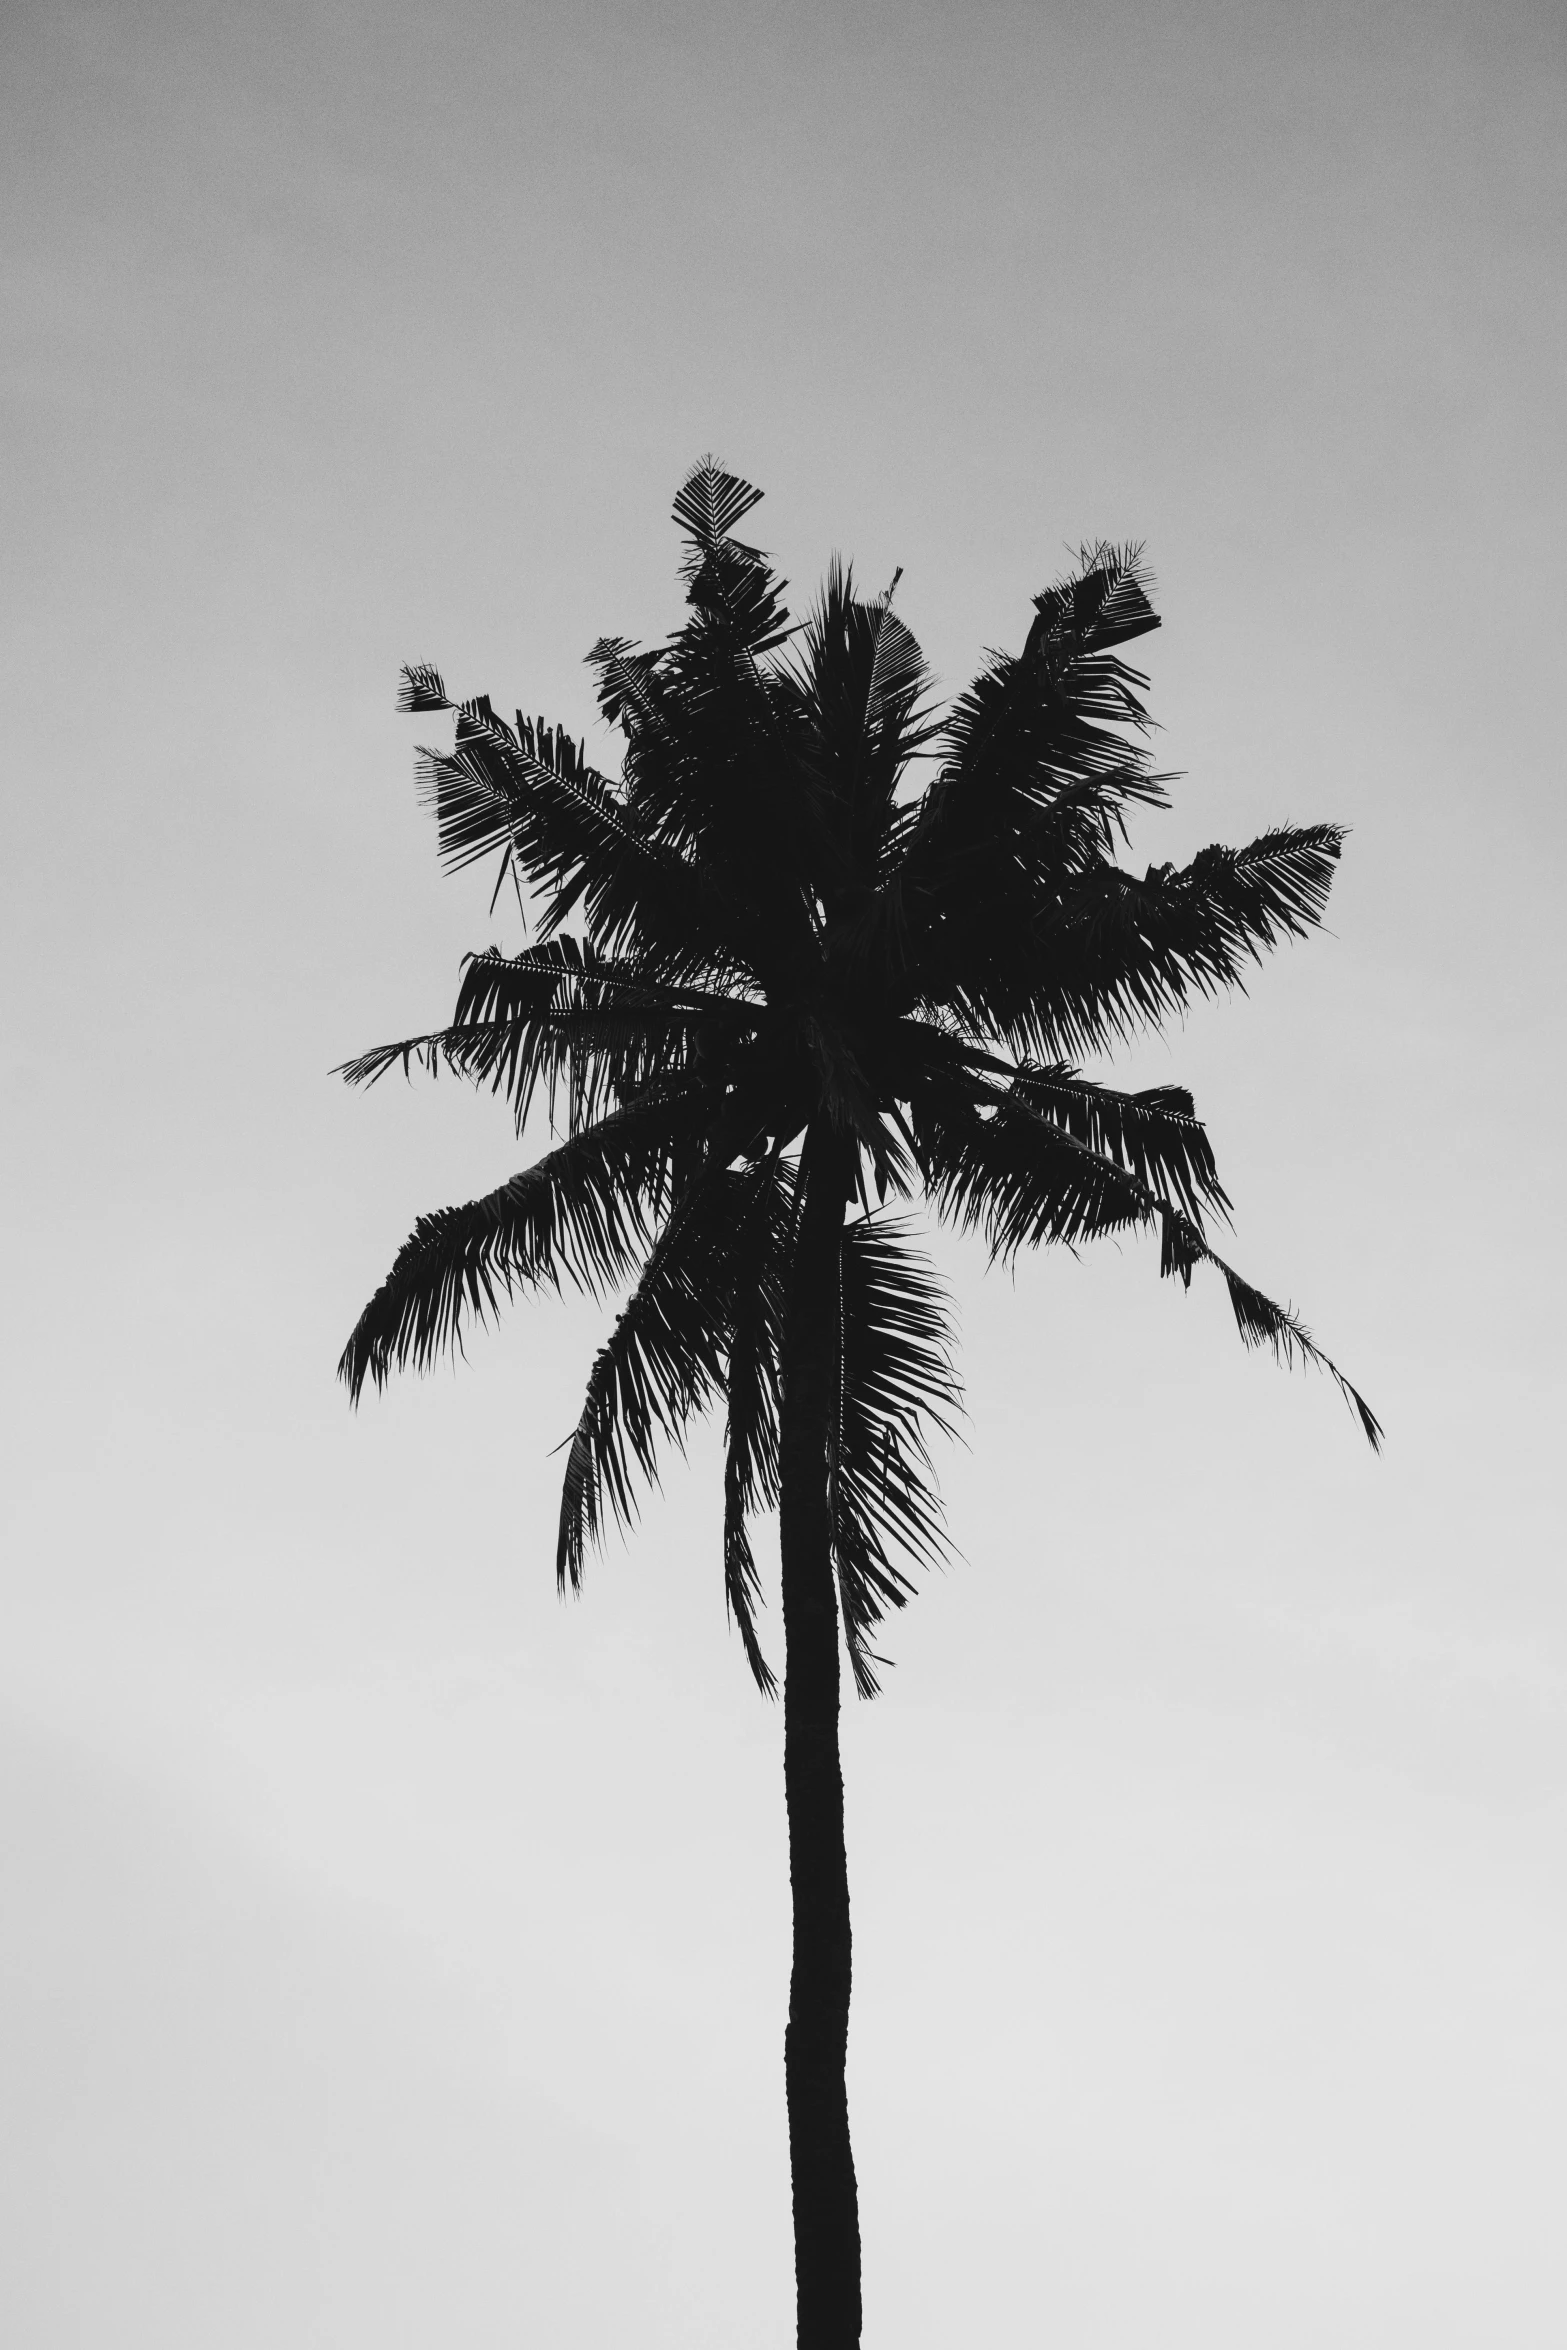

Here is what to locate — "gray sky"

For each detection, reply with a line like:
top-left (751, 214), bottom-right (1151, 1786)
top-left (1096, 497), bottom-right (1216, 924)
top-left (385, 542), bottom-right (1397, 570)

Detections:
top-left (3, 2), bottom-right (1565, 2343)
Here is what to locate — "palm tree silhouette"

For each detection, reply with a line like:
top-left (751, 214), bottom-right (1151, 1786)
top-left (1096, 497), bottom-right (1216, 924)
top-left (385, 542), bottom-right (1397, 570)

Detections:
top-left (338, 459), bottom-right (1379, 2349)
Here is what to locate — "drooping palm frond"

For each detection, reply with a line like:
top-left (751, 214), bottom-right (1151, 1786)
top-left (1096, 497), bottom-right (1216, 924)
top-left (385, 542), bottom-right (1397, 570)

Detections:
top-left (832, 1217), bottom-right (961, 1697)
top-left (721, 1156), bottom-right (795, 1697)
top-left (1005, 1063), bottom-right (1230, 1228)
top-left (338, 1082), bottom-right (720, 1399)
top-left (555, 1165), bottom-right (747, 1589)
top-left (915, 1075), bottom-right (1153, 1257)
top-left (555, 1150), bottom-right (799, 1686)
top-left (914, 1068), bottom-right (1380, 1446)
top-left (1156, 1204), bottom-right (1383, 1448)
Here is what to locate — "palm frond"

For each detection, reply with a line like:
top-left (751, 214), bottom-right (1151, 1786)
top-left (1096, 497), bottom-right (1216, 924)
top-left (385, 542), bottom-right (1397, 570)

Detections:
top-left (338, 1082), bottom-right (717, 1400)
top-left (789, 563), bottom-right (940, 901)
top-left (413, 706), bottom-right (757, 986)
top-left (1098, 825), bottom-right (1346, 970)
top-left (884, 546), bottom-right (1172, 1015)
top-left (555, 1188), bottom-right (728, 1591)
top-left (672, 457), bottom-right (766, 551)
top-left (1004, 823), bottom-right (1347, 1061)
top-left (555, 1156), bottom-right (794, 1607)
top-left (720, 1155), bottom-right (796, 1696)
top-left (720, 1506), bottom-right (778, 1699)
top-left (929, 822), bottom-right (1347, 1065)
top-left (396, 662), bottom-right (450, 712)
top-left (342, 940), bottom-right (759, 1138)
top-left (582, 468), bottom-right (834, 983)
top-left (865, 575), bottom-right (925, 726)
top-left (337, 1005), bottom-right (709, 1135)
top-left (1007, 1062), bottom-right (1230, 1227)
top-left (668, 457), bottom-right (793, 654)
top-left (832, 1217), bottom-right (961, 1697)
top-left (1031, 543), bottom-right (1161, 656)
top-left (916, 1070), bottom-right (1379, 1446)
top-left (414, 700), bottom-right (596, 876)
top-left (450, 940), bottom-right (746, 1048)
top-left (939, 542), bottom-right (1160, 789)
top-left (1158, 1206), bottom-right (1383, 1449)
top-left (916, 1073), bottom-right (1152, 1256)
top-left (587, 635), bottom-right (667, 739)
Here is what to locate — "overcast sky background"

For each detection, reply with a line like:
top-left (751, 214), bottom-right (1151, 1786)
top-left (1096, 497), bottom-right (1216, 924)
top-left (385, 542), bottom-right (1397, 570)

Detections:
top-left (3, 2), bottom-right (1565, 2344)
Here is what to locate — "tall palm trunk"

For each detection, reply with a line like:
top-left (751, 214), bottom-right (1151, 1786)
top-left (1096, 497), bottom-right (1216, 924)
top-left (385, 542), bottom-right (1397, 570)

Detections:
top-left (779, 1123), bottom-right (860, 2349)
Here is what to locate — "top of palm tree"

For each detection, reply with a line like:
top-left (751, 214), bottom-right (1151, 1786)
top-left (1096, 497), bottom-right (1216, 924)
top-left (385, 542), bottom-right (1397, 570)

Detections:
top-left (339, 458), bottom-right (1379, 1696)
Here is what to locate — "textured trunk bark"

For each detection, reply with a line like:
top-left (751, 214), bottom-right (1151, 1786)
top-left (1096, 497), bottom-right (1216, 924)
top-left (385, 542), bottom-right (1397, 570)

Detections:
top-left (779, 1124), bottom-right (860, 2350)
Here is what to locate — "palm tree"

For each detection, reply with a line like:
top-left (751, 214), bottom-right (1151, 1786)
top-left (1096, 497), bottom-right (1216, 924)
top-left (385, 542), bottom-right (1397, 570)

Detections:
top-left (338, 459), bottom-right (1379, 2349)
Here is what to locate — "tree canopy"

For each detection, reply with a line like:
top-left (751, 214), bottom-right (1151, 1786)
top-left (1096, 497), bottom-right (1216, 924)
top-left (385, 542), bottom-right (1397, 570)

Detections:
top-left (339, 459), bottom-right (1379, 1700)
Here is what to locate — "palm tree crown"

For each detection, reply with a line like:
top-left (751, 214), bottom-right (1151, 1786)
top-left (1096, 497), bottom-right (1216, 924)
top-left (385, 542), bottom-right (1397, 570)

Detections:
top-left (339, 457), bottom-right (1379, 1702)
